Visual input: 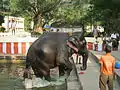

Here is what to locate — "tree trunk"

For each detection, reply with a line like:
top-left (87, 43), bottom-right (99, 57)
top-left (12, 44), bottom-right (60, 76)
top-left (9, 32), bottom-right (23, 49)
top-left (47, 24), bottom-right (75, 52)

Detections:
top-left (33, 14), bottom-right (43, 33)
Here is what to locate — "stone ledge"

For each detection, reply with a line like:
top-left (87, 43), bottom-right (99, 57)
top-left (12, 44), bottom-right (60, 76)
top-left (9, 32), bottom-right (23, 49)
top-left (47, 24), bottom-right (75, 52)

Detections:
top-left (67, 58), bottom-right (83, 90)
top-left (0, 55), bottom-right (26, 63)
top-left (115, 69), bottom-right (120, 85)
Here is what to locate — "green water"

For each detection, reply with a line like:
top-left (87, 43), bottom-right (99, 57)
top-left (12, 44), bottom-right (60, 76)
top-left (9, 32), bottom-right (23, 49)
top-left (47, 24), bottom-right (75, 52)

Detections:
top-left (0, 62), bottom-right (67, 90)
top-left (0, 63), bottom-right (25, 90)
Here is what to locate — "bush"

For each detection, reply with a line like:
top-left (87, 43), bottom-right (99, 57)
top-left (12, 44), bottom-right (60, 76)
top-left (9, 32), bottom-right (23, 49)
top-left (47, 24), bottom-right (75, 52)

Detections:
top-left (84, 32), bottom-right (93, 37)
top-left (0, 27), bottom-right (5, 32)
top-left (31, 31), bottom-right (41, 37)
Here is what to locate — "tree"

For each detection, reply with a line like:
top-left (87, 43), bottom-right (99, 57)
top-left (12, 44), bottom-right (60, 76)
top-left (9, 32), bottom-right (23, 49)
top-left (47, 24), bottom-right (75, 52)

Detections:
top-left (51, 0), bottom-right (90, 27)
top-left (10, 0), bottom-right (62, 31)
top-left (0, 0), bottom-right (10, 15)
top-left (0, 0), bottom-right (10, 26)
top-left (8, 0), bottom-right (92, 32)
top-left (84, 0), bottom-right (120, 33)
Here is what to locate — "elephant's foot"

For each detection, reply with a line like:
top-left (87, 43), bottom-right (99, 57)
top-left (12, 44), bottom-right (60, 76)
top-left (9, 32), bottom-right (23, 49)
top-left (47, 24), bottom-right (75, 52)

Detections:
top-left (23, 69), bottom-right (32, 79)
top-left (45, 76), bottom-right (51, 81)
top-left (59, 72), bottom-right (65, 76)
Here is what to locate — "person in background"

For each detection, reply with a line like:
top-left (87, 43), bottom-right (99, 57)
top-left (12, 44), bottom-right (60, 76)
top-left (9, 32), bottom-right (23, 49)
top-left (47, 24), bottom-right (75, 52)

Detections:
top-left (93, 25), bottom-right (100, 42)
top-left (99, 45), bottom-right (115, 90)
top-left (56, 29), bottom-right (59, 32)
top-left (116, 32), bottom-right (119, 40)
top-left (111, 32), bottom-right (117, 40)
top-left (116, 32), bottom-right (119, 47)
top-left (42, 28), bottom-right (46, 34)
top-left (111, 32), bottom-right (119, 50)
top-left (50, 29), bottom-right (53, 32)
top-left (11, 19), bottom-right (16, 35)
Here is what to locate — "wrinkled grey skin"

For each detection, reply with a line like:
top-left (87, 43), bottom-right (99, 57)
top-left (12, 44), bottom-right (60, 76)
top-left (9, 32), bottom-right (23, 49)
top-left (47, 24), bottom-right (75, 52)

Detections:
top-left (24, 32), bottom-right (88, 81)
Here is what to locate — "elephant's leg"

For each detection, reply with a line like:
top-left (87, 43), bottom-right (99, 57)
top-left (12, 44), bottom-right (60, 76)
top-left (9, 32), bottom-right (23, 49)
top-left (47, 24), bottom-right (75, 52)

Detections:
top-left (59, 64), bottom-right (65, 76)
top-left (31, 66), bottom-right (43, 77)
top-left (32, 66), bottom-right (51, 81)
top-left (44, 70), bottom-right (51, 81)
top-left (66, 57), bottom-right (73, 75)
top-left (23, 68), bottom-right (32, 79)
top-left (80, 51), bottom-right (88, 70)
top-left (59, 60), bottom-right (72, 77)
top-left (31, 59), bottom-right (51, 81)
top-left (78, 56), bottom-right (82, 64)
top-left (76, 54), bottom-right (78, 64)
top-left (57, 49), bottom-right (72, 77)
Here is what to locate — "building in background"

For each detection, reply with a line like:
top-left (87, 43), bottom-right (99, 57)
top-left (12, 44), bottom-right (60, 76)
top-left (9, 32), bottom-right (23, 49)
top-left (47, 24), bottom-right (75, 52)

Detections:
top-left (2, 16), bottom-right (24, 32)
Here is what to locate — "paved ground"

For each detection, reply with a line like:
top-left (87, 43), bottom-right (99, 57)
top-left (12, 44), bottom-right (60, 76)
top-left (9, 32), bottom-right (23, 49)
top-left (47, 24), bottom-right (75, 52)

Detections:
top-left (76, 51), bottom-right (120, 90)
top-left (77, 54), bottom-right (100, 90)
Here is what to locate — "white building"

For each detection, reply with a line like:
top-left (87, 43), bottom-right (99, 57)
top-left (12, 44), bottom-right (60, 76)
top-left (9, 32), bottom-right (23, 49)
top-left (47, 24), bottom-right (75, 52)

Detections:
top-left (2, 16), bottom-right (24, 32)
top-left (86, 25), bottom-right (104, 32)
top-left (1, 16), bottom-right (31, 37)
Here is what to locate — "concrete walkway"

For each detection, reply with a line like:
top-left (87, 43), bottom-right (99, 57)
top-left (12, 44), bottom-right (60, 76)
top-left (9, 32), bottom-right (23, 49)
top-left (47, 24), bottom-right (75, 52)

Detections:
top-left (77, 53), bottom-right (100, 90)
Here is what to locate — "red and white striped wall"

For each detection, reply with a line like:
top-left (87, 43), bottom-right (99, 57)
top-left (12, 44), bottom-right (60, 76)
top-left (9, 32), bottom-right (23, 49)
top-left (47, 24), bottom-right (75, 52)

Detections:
top-left (87, 42), bottom-right (104, 51)
top-left (0, 42), bottom-right (104, 55)
top-left (87, 42), bottom-right (94, 50)
top-left (0, 42), bottom-right (32, 55)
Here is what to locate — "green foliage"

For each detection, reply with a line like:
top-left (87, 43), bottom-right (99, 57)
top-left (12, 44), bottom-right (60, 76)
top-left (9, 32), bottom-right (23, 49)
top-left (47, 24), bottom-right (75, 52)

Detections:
top-left (84, 32), bottom-right (93, 37)
top-left (24, 16), bottom-right (32, 32)
top-left (31, 31), bottom-right (41, 37)
top-left (1, 0), bottom-right (91, 32)
top-left (51, 0), bottom-right (90, 27)
top-left (0, 27), bottom-right (5, 32)
top-left (9, 0), bottom-right (62, 31)
top-left (83, 0), bottom-right (120, 33)
top-left (0, 0), bottom-right (10, 15)
top-left (0, 15), bottom-right (4, 25)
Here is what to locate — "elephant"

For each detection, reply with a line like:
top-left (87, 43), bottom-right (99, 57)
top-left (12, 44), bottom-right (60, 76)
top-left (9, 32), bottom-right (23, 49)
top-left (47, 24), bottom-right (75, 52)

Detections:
top-left (23, 31), bottom-right (88, 81)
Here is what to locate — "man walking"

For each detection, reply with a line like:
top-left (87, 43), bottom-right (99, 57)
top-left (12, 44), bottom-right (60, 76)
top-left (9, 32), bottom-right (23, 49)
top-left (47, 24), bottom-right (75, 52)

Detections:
top-left (93, 25), bottom-right (99, 42)
top-left (99, 45), bottom-right (115, 90)
top-left (111, 32), bottom-right (119, 50)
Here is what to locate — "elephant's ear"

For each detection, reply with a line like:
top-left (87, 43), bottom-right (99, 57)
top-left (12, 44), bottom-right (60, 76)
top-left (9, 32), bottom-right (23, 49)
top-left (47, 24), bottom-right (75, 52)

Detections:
top-left (66, 40), bottom-right (78, 52)
top-left (67, 37), bottom-right (79, 52)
